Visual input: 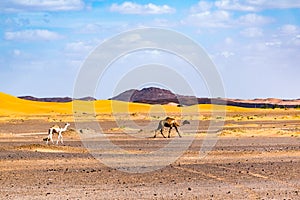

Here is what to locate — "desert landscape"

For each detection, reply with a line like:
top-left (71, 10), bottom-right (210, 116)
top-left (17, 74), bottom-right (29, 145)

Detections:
top-left (2, 0), bottom-right (299, 199)
top-left (1, 91), bottom-right (300, 199)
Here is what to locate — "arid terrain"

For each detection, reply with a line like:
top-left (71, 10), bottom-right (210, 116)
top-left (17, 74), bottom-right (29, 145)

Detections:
top-left (1, 103), bottom-right (300, 199)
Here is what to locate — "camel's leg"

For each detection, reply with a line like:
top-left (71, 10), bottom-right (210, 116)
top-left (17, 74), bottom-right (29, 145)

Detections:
top-left (47, 129), bottom-right (54, 144)
top-left (50, 134), bottom-right (54, 144)
top-left (168, 127), bottom-right (172, 138)
top-left (174, 126), bottom-right (182, 138)
top-left (160, 128), bottom-right (166, 138)
top-left (153, 129), bottom-right (166, 138)
top-left (46, 131), bottom-right (49, 145)
top-left (60, 133), bottom-right (64, 144)
top-left (153, 130), bottom-right (158, 138)
top-left (57, 131), bottom-right (63, 144)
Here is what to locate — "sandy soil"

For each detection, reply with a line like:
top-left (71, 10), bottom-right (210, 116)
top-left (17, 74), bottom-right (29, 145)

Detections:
top-left (1, 110), bottom-right (300, 199)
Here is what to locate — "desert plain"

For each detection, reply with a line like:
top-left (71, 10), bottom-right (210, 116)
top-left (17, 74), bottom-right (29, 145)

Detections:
top-left (1, 92), bottom-right (300, 199)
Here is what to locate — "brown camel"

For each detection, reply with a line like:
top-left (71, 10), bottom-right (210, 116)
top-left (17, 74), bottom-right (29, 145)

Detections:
top-left (153, 117), bottom-right (190, 138)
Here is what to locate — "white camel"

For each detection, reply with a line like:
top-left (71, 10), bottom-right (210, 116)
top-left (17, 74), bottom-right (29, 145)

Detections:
top-left (45, 123), bottom-right (70, 145)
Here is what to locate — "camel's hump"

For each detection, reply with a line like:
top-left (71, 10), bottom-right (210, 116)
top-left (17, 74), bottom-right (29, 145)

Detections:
top-left (165, 117), bottom-right (175, 121)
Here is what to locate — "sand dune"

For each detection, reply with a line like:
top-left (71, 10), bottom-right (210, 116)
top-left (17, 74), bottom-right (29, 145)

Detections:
top-left (0, 92), bottom-right (254, 118)
top-left (0, 92), bottom-right (72, 115)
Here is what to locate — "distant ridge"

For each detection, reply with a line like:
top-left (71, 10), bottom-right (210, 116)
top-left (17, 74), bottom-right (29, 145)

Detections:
top-left (15, 87), bottom-right (300, 108)
top-left (110, 87), bottom-right (300, 108)
top-left (18, 96), bottom-right (96, 102)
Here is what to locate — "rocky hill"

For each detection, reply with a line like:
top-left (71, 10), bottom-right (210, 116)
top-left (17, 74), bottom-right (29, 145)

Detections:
top-left (110, 87), bottom-right (177, 102)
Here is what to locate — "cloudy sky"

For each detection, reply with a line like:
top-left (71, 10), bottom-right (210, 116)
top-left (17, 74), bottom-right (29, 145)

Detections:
top-left (1, 0), bottom-right (300, 99)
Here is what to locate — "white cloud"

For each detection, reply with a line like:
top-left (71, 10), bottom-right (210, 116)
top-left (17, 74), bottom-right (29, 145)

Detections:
top-left (238, 13), bottom-right (272, 26)
top-left (150, 18), bottom-right (177, 27)
top-left (251, 0), bottom-right (300, 10)
top-left (240, 27), bottom-right (263, 37)
top-left (0, 0), bottom-right (84, 12)
top-left (215, 0), bottom-right (300, 11)
top-left (183, 10), bottom-right (231, 28)
top-left (64, 40), bottom-right (99, 65)
top-left (110, 2), bottom-right (175, 14)
top-left (13, 49), bottom-right (21, 56)
top-left (280, 24), bottom-right (299, 35)
top-left (79, 23), bottom-right (103, 34)
top-left (291, 35), bottom-right (300, 46)
top-left (224, 37), bottom-right (233, 45)
top-left (220, 51), bottom-right (235, 58)
top-left (65, 41), bottom-right (94, 53)
top-left (120, 33), bottom-right (142, 43)
top-left (265, 41), bottom-right (282, 47)
top-left (190, 1), bottom-right (213, 12)
top-left (5, 29), bottom-right (63, 41)
top-left (215, 0), bottom-right (257, 11)
top-left (184, 3), bottom-right (271, 28)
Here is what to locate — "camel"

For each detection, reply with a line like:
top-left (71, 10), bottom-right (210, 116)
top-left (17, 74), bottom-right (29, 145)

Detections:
top-left (44, 123), bottom-right (70, 145)
top-left (153, 117), bottom-right (190, 138)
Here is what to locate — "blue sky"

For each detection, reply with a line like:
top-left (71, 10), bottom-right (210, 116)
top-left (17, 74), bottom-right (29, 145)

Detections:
top-left (0, 0), bottom-right (300, 99)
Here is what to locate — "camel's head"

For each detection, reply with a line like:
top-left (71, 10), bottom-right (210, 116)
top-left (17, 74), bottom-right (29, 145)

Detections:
top-left (65, 123), bottom-right (70, 127)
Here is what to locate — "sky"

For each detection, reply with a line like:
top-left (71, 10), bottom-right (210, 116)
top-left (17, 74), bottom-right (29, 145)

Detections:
top-left (0, 0), bottom-right (300, 99)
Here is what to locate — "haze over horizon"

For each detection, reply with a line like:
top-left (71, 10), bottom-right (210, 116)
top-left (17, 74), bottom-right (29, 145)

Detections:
top-left (1, 1), bottom-right (300, 99)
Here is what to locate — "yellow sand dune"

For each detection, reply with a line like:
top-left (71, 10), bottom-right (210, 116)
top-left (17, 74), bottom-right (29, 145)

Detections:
top-left (0, 92), bottom-right (255, 117)
top-left (0, 92), bottom-right (72, 115)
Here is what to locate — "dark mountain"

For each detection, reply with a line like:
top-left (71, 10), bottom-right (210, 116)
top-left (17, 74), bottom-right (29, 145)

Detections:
top-left (18, 96), bottom-right (96, 103)
top-left (110, 87), bottom-right (177, 102)
top-left (111, 87), bottom-right (206, 106)
top-left (110, 87), bottom-right (300, 108)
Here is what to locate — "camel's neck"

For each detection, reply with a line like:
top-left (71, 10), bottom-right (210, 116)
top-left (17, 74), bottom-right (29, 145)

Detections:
top-left (62, 125), bottom-right (69, 131)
